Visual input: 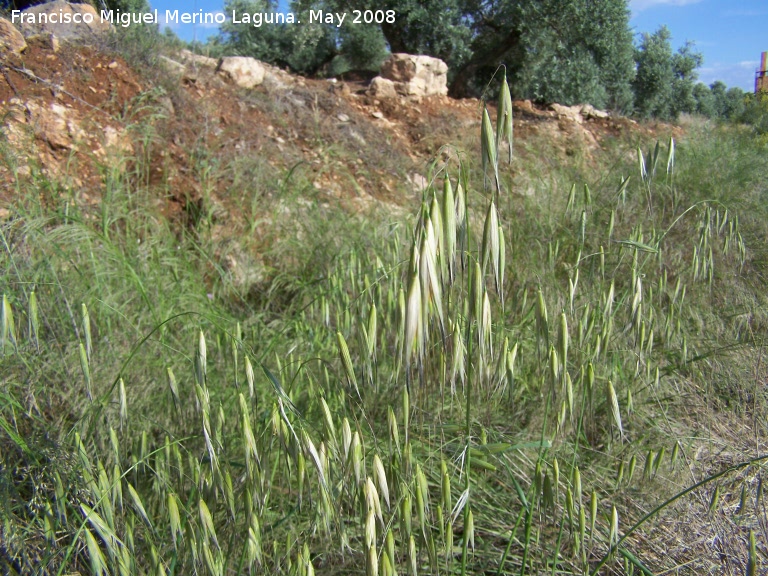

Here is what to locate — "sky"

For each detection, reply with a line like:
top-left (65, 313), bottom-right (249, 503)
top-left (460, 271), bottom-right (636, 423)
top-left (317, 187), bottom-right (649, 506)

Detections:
top-left (149, 0), bottom-right (766, 92)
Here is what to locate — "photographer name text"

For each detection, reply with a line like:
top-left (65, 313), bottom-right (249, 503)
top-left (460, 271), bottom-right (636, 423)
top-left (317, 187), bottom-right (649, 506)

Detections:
top-left (11, 8), bottom-right (396, 28)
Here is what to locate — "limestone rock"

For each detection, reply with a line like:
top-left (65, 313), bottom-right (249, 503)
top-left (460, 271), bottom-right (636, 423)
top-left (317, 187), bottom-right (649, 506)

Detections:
top-left (581, 104), bottom-right (609, 120)
top-left (25, 101), bottom-right (84, 150)
top-left (178, 49), bottom-right (218, 68)
top-left (0, 17), bottom-right (26, 56)
top-left (380, 54), bottom-right (448, 97)
top-left (159, 55), bottom-right (186, 76)
top-left (367, 76), bottom-right (397, 99)
top-left (550, 103), bottom-right (584, 124)
top-left (18, 1), bottom-right (110, 41)
top-left (217, 56), bottom-right (266, 89)
top-left (26, 33), bottom-right (60, 52)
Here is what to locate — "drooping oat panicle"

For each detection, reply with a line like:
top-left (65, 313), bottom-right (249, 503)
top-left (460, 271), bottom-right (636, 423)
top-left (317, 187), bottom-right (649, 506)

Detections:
top-left (401, 484), bottom-right (412, 538)
top-left (81, 503), bottom-right (119, 559)
top-left (637, 147), bottom-right (647, 182)
top-left (366, 542), bottom-right (378, 576)
top-left (80, 341), bottom-right (92, 401)
top-left (631, 276), bottom-right (643, 329)
top-left (472, 261), bottom-right (483, 326)
top-left (336, 331), bottom-right (359, 397)
top-left (367, 303), bottom-right (377, 358)
top-left (28, 290), bottom-right (39, 350)
top-left (450, 319), bottom-right (465, 395)
top-left (557, 312), bottom-right (568, 381)
top-left (351, 431), bottom-right (363, 486)
top-left (607, 380), bottom-right (623, 442)
top-left (748, 529), bottom-right (758, 576)
top-left (167, 493), bottom-right (182, 548)
top-left (442, 177), bottom-right (457, 282)
top-left (127, 481), bottom-right (152, 530)
top-left (196, 329), bottom-right (207, 386)
top-left (481, 106), bottom-right (499, 190)
top-left (573, 466), bottom-right (582, 509)
top-left (442, 468), bottom-right (452, 512)
top-left (404, 267), bottom-right (423, 374)
top-left (498, 224), bottom-right (506, 306)
top-left (480, 290), bottom-right (493, 363)
top-left (408, 534), bottom-right (417, 576)
top-left (666, 136), bottom-right (675, 180)
top-left (365, 476), bottom-right (383, 527)
top-left (84, 526), bottom-right (108, 576)
top-left (81, 302), bottom-right (92, 362)
top-left (1, 294), bottom-right (16, 354)
top-left (342, 417), bottom-right (352, 461)
top-left (455, 180), bottom-right (466, 240)
top-left (245, 354), bottom-right (255, 399)
top-left (387, 407), bottom-right (400, 455)
top-left (303, 429), bottom-right (328, 492)
top-left (536, 287), bottom-right (549, 356)
top-left (373, 454), bottom-right (390, 510)
top-left (481, 201), bottom-right (500, 287)
top-left (650, 140), bottom-right (660, 179)
top-left (119, 378), bottom-right (127, 427)
top-left (420, 215), bottom-right (446, 341)
top-left (496, 71), bottom-right (514, 163)
top-left (568, 270), bottom-right (578, 315)
top-left (566, 183), bottom-right (576, 214)
top-left (199, 497), bottom-right (219, 549)
top-left (610, 505), bottom-right (619, 547)
top-left (240, 394), bottom-right (260, 475)
top-left (386, 529), bottom-right (395, 571)
top-left (466, 507), bottom-right (475, 553)
top-left (167, 367), bottom-right (179, 412)
top-left (430, 191), bottom-right (445, 277)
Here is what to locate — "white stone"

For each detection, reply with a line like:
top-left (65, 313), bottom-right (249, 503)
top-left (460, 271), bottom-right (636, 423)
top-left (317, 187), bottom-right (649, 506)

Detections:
top-left (367, 76), bottom-right (398, 99)
top-left (217, 56), bottom-right (266, 89)
top-left (380, 54), bottom-right (448, 97)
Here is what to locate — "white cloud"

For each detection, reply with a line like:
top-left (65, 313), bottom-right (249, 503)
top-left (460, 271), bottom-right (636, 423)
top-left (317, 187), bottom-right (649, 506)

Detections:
top-left (697, 61), bottom-right (759, 92)
top-left (630, 0), bottom-right (703, 12)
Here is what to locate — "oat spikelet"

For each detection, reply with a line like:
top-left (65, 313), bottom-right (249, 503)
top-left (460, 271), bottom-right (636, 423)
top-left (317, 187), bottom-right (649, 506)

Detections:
top-left (607, 380), bottom-right (623, 442)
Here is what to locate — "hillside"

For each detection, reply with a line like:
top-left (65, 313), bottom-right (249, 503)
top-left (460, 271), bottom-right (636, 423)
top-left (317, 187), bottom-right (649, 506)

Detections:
top-left (2, 29), bottom-right (768, 576)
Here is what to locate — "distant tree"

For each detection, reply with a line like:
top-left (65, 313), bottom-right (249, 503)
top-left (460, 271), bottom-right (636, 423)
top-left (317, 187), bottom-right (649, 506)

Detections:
top-left (670, 40), bottom-right (703, 115)
top-left (723, 87), bottom-right (747, 119)
top-left (633, 26), bottom-right (702, 120)
top-left (218, 0), bottom-right (387, 75)
top-left (709, 80), bottom-right (728, 117)
top-left (692, 82), bottom-right (716, 118)
top-left (323, 0), bottom-right (634, 107)
top-left (632, 27), bottom-right (675, 119)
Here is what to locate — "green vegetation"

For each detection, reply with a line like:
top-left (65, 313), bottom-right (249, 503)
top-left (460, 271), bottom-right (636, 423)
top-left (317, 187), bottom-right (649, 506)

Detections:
top-left (2, 67), bottom-right (768, 576)
top-left (205, 0), bottom-right (766, 129)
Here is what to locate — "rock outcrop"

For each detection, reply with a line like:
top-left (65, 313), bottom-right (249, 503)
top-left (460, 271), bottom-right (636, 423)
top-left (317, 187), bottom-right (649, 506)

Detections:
top-left (371, 54), bottom-right (449, 98)
top-left (550, 103), bottom-right (610, 124)
top-left (217, 56), bottom-right (266, 89)
top-left (16, 1), bottom-right (111, 40)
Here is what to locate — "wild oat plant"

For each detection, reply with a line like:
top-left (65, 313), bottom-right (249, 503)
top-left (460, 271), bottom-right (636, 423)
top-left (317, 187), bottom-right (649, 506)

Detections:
top-left (1, 75), bottom-right (767, 575)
